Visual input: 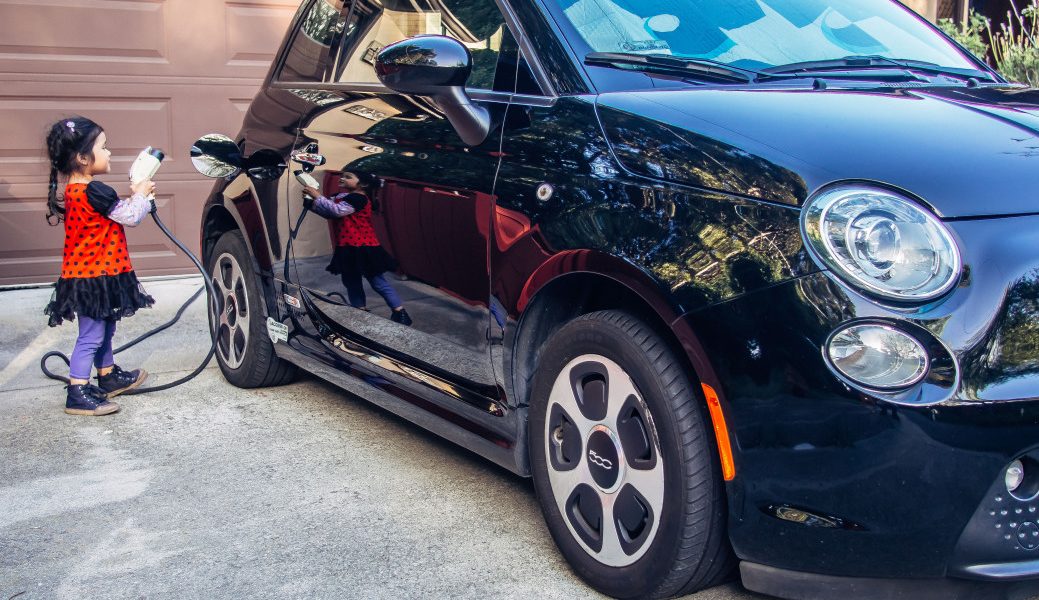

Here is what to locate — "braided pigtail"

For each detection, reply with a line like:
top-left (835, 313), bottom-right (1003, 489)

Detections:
top-left (44, 116), bottom-right (103, 226)
top-left (46, 165), bottom-right (62, 225)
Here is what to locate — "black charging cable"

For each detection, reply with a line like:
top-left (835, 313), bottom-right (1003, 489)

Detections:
top-left (40, 206), bottom-right (217, 394)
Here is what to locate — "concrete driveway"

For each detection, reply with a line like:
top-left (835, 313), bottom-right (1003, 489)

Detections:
top-left (0, 277), bottom-right (765, 600)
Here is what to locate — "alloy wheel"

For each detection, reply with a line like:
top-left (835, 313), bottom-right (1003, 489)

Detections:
top-left (211, 251), bottom-right (251, 369)
top-left (544, 353), bottom-right (665, 567)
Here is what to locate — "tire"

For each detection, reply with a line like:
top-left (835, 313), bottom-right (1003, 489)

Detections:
top-left (529, 310), bottom-right (734, 599)
top-left (207, 230), bottom-right (296, 388)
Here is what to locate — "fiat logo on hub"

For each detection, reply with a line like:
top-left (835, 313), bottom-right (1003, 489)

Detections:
top-left (589, 449), bottom-right (613, 470)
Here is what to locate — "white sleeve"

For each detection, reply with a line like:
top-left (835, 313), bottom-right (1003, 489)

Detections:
top-left (106, 193), bottom-right (153, 227)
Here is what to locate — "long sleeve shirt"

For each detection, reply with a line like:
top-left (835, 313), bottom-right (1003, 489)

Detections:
top-left (86, 181), bottom-right (153, 227)
top-left (310, 192), bottom-right (365, 219)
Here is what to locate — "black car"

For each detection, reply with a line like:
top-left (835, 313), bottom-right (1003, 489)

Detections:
top-left (189, 0), bottom-right (1039, 598)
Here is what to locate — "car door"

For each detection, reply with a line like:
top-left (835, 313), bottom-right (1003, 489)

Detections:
top-left (283, 0), bottom-right (519, 398)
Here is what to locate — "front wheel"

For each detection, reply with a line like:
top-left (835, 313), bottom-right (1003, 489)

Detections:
top-left (529, 311), bottom-right (733, 598)
top-left (207, 230), bottom-right (296, 388)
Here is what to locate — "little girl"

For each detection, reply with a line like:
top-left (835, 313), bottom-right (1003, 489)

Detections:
top-left (303, 170), bottom-right (411, 325)
top-left (43, 116), bottom-right (156, 416)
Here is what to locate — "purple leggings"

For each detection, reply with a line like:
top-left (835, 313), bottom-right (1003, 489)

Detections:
top-left (70, 315), bottom-right (116, 380)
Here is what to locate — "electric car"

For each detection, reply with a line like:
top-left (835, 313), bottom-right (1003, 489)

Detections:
top-left (189, 0), bottom-right (1039, 598)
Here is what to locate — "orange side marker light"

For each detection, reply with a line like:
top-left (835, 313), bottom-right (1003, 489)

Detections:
top-left (701, 383), bottom-right (736, 481)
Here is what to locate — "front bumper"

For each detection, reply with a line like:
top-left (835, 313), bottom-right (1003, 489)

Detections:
top-left (740, 561), bottom-right (1039, 600)
top-left (677, 215), bottom-right (1039, 589)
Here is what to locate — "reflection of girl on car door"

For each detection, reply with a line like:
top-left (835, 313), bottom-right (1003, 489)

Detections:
top-left (303, 171), bottom-right (412, 326)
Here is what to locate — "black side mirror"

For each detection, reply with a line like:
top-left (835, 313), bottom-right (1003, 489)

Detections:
top-left (190, 134), bottom-right (285, 181)
top-left (375, 35), bottom-right (490, 146)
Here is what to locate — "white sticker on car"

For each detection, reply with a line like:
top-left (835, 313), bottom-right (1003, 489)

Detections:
top-left (266, 317), bottom-right (289, 344)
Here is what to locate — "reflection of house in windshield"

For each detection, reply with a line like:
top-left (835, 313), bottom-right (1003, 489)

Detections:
top-left (564, 0), bottom-right (672, 54)
top-left (302, 0), bottom-right (345, 44)
top-left (282, 0), bottom-right (346, 81)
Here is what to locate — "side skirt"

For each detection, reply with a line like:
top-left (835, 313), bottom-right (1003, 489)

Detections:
top-left (273, 341), bottom-right (529, 476)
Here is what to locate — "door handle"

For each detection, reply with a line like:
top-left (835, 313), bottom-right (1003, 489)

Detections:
top-left (291, 143), bottom-right (325, 172)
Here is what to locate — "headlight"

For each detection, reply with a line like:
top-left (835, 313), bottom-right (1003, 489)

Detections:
top-left (826, 323), bottom-right (929, 389)
top-left (802, 186), bottom-right (961, 302)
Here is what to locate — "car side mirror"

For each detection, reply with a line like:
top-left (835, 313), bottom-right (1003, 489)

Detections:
top-left (375, 35), bottom-right (490, 146)
top-left (191, 134), bottom-right (242, 179)
top-left (190, 134), bottom-right (286, 181)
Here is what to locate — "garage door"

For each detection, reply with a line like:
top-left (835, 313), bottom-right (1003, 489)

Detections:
top-left (0, 0), bottom-right (299, 285)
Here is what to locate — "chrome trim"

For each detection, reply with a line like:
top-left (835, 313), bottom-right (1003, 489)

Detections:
top-left (959, 559), bottom-right (1039, 581)
top-left (496, 0), bottom-right (558, 98)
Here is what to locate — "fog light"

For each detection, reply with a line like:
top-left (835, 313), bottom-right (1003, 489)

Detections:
top-left (1006, 457), bottom-right (1039, 501)
top-left (1006, 460), bottom-right (1025, 493)
top-left (827, 324), bottom-right (928, 389)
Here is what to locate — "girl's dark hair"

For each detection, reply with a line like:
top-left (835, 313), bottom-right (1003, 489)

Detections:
top-left (45, 116), bottom-right (103, 225)
top-left (343, 169), bottom-right (381, 209)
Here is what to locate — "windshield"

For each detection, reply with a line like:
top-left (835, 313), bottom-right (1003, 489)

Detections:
top-left (554, 0), bottom-right (976, 71)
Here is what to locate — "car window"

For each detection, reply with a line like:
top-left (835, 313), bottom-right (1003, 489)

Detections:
top-left (554, 0), bottom-right (975, 71)
top-left (279, 0), bottom-right (349, 82)
top-left (493, 28), bottom-right (545, 96)
top-left (332, 0), bottom-right (511, 91)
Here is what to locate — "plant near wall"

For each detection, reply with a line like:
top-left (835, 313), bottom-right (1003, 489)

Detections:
top-left (987, 0), bottom-right (1039, 87)
top-left (938, 12), bottom-right (990, 60)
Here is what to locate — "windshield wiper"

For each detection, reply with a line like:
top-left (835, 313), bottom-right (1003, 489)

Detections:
top-left (585, 52), bottom-right (757, 84)
top-left (763, 56), bottom-right (998, 82)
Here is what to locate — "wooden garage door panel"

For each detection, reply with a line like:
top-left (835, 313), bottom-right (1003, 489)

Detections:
top-left (0, 96), bottom-right (172, 179)
top-left (0, 0), bottom-right (298, 79)
top-left (0, 187), bottom-right (65, 278)
top-left (0, 0), bottom-right (168, 64)
top-left (227, 2), bottom-right (300, 67)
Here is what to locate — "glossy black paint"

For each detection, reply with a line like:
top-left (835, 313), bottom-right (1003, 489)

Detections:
top-left (596, 84), bottom-right (1039, 217)
top-left (194, 0), bottom-right (1039, 594)
top-left (375, 36), bottom-right (472, 93)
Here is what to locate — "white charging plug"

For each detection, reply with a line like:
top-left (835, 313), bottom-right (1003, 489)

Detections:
top-left (129, 147), bottom-right (165, 189)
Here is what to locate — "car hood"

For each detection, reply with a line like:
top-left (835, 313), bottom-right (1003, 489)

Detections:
top-left (596, 85), bottom-right (1039, 218)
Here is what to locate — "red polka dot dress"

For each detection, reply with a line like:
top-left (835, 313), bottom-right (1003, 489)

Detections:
top-left (323, 192), bottom-right (397, 278)
top-left (44, 182), bottom-right (154, 326)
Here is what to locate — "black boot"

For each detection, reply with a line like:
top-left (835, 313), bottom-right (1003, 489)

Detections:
top-left (390, 307), bottom-right (413, 326)
top-left (65, 384), bottom-right (120, 416)
top-left (96, 365), bottom-right (148, 398)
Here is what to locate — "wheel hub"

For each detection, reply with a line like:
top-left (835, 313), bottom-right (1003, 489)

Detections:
top-left (587, 426), bottom-right (623, 492)
top-left (226, 296), bottom-right (238, 326)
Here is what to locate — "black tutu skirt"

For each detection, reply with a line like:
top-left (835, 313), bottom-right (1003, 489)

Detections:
top-left (44, 271), bottom-right (155, 326)
top-left (326, 244), bottom-right (398, 279)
